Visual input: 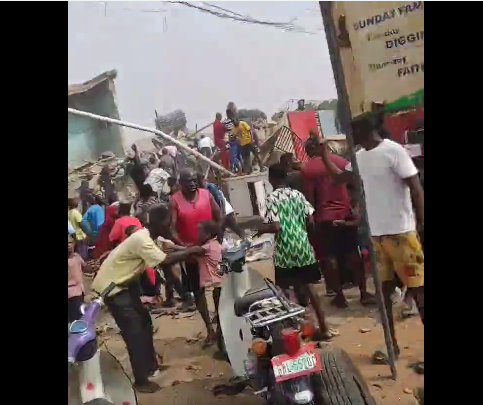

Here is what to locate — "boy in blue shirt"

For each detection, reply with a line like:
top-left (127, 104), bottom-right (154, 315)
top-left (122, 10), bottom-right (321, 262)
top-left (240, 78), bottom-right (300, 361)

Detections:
top-left (82, 195), bottom-right (105, 244)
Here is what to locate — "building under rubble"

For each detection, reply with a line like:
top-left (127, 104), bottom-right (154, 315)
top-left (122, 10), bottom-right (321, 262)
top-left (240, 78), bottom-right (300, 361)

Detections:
top-left (68, 70), bottom-right (125, 166)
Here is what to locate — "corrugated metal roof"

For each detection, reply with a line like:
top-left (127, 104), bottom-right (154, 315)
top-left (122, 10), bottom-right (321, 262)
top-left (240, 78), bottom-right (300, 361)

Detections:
top-left (68, 69), bottom-right (117, 97)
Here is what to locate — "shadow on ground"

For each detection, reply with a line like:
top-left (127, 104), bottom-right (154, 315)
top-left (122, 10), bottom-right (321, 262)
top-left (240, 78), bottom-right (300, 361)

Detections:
top-left (138, 378), bottom-right (264, 405)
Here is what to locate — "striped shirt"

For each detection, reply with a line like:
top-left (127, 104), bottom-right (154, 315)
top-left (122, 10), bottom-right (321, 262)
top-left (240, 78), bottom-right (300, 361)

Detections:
top-left (222, 118), bottom-right (234, 133)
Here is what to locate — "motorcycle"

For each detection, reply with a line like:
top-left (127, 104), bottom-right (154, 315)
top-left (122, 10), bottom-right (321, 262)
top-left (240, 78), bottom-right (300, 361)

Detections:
top-left (68, 282), bottom-right (138, 405)
top-left (218, 241), bottom-right (322, 405)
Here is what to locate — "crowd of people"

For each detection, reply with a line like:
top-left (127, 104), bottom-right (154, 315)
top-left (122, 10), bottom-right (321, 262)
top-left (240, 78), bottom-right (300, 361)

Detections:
top-left (68, 104), bottom-right (424, 394)
top-left (213, 103), bottom-right (265, 174)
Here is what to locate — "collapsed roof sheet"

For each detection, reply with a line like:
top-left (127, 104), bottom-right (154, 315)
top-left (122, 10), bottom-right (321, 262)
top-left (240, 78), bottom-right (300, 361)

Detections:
top-left (68, 69), bottom-right (117, 97)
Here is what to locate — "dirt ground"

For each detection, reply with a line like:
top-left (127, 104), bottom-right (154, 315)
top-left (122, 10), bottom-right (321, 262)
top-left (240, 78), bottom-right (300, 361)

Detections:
top-left (99, 260), bottom-right (423, 405)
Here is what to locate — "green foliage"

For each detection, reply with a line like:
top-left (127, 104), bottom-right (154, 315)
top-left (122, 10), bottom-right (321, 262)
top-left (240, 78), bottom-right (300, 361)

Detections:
top-left (237, 108), bottom-right (266, 125)
top-left (304, 99), bottom-right (338, 111)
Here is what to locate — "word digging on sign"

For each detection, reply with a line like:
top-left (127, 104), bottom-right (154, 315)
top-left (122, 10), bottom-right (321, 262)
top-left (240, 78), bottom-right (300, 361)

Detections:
top-left (386, 30), bottom-right (424, 49)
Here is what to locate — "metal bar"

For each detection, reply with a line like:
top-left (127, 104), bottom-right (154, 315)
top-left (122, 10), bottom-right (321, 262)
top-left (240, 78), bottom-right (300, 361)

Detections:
top-left (68, 108), bottom-right (235, 177)
top-left (186, 121), bottom-right (214, 140)
top-left (319, 1), bottom-right (397, 380)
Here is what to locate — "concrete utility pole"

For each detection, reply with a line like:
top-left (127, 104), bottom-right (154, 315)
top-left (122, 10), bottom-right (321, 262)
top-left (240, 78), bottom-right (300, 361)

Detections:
top-left (68, 108), bottom-right (234, 177)
top-left (319, 1), bottom-right (398, 380)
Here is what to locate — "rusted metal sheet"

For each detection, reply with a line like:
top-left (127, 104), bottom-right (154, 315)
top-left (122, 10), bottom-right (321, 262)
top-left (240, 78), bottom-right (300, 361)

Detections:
top-left (68, 69), bottom-right (117, 97)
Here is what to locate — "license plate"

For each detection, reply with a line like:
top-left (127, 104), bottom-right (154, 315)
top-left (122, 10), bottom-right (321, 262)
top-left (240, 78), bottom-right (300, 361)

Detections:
top-left (271, 343), bottom-right (321, 382)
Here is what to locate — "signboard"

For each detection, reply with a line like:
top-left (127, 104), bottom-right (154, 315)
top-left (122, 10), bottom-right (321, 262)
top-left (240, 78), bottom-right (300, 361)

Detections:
top-left (332, 1), bottom-right (424, 115)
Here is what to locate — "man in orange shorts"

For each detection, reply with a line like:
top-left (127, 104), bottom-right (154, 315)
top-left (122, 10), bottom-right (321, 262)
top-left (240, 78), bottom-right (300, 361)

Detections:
top-left (320, 117), bottom-right (424, 360)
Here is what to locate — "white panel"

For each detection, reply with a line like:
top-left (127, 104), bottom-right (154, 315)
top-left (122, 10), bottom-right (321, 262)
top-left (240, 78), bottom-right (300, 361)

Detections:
top-left (227, 180), bottom-right (253, 217)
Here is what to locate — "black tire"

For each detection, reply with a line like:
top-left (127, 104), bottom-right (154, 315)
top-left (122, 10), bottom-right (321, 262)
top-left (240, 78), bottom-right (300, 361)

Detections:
top-left (311, 347), bottom-right (377, 405)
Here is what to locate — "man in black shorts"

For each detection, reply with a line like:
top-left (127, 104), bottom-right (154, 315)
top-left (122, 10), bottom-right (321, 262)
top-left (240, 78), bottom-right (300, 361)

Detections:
top-left (302, 135), bottom-right (376, 308)
top-left (254, 163), bottom-right (334, 341)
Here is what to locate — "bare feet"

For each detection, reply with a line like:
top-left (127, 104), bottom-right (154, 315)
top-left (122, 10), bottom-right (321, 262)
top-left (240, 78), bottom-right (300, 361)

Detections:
top-left (202, 330), bottom-right (217, 349)
top-left (313, 327), bottom-right (339, 342)
top-left (162, 299), bottom-right (176, 308)
top-left (360, 292), bottom-right (377, 306)
top-left (331, 294), bottom-right (348, 308)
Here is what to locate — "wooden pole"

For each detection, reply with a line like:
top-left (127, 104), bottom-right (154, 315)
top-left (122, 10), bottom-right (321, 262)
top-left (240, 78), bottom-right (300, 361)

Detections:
top-left (187, 121), bottom-right (214, 139)
top-left (68, 108), bottom-right (234, 177)
top-left (319, 1), bottom-right (398, 380)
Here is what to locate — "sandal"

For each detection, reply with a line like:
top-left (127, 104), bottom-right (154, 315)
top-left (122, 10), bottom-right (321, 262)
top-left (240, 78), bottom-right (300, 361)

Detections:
top-left (325, 289), bottom-right (337, 297)
top-left (401, 306), bottom-right (419, 319)
top-left (313, 327), bottom-right (339, 342)
top-left (372, 345), bottom-right (400, 365)
top-left (202, 333), bottom-right (217, 349)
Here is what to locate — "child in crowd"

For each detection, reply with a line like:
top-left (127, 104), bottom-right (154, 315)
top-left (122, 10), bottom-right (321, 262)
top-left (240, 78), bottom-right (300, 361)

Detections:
top-left (68, 236), bottom-right (89, 323)
top-left (196, 220), bottom-right (223, 348)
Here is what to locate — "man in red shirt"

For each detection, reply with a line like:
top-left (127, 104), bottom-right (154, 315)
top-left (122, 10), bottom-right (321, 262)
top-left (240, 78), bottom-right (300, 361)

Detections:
top-left (301, 135), bottom-right (376, 307)
top-left (109, 202), bottom-right (142, 245)
top-left (213, 112), bottom-right (229, 169)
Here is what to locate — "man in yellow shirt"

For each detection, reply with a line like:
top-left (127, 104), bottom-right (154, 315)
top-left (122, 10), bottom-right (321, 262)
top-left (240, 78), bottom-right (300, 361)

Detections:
top-left (233, 119), bottom-right (263, 174)
top-left (68, 198), bottom-right (89, 260)
top-left (91, 204), bottom-right (205, 393)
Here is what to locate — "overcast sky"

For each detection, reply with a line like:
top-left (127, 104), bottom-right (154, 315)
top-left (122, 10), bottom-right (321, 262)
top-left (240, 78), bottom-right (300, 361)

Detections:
top-left (68, 1), bottom-right (336, 143)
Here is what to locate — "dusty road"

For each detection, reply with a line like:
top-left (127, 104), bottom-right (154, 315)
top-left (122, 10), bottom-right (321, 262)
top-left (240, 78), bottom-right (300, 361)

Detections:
top-left (100, 260), bottom-right (423, 405)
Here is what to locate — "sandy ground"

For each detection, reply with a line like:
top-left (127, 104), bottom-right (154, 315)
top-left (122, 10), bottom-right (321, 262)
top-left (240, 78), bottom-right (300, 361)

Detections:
top-left (98, 259), bottom-right (423, 405)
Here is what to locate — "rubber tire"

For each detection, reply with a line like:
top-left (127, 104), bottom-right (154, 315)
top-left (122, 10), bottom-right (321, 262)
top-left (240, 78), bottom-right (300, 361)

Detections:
top-left (311, 347), bottom-right (377, 405)
top-left (84, 399), bottom-right (115, 405)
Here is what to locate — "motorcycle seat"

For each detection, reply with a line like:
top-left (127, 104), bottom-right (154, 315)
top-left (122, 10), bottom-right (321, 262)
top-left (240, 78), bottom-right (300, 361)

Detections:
top-left (234, 286), bottom-right (275, 317)
top-left (222, 240), bottom-right (251, 266)
top-left (222, 249), bottom-right (246, 266)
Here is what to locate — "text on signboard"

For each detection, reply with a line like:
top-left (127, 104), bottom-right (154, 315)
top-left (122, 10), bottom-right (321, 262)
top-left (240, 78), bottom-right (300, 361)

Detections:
top-left (397, 63), bottom-right (424, 77)
top-left (369, 57), bottom-right (407, 71)
top-left (386, 31), bottom-right (424, 49)
top-left (353, 2), bottom-right (424, 32)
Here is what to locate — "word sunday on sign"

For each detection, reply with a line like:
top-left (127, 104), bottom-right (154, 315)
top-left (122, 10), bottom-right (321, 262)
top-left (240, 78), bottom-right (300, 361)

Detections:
top-left (333, 1), bottom-right (424, 115)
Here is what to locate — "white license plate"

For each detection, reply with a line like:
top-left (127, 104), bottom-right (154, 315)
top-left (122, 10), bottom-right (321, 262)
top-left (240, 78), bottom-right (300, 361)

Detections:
top-left (271, 351), bottom-right (321, 382)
